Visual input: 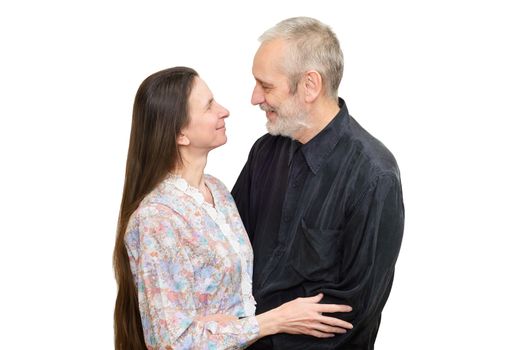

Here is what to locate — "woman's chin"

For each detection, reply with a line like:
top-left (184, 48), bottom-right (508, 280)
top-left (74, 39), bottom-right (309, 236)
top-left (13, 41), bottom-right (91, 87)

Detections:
top-left (211, 136), bottom-right (228, 150)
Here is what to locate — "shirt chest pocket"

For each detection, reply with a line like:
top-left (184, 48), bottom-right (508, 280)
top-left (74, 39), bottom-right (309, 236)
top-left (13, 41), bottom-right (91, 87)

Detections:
top-left (289, 220), bottom-right (343, 283)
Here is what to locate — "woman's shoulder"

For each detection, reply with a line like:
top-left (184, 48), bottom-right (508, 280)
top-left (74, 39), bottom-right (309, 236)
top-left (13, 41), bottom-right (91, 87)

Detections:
top-left (132, 184), bottom-right (189, 225)
top-left (204, 174), bottom-right (229, 192)
top-left (204, 174), bottom-right (235, 205)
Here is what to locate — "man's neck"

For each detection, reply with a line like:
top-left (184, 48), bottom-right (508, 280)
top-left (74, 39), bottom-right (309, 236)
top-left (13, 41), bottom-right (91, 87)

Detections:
top-left (293, 98), bottom-right (340, 144)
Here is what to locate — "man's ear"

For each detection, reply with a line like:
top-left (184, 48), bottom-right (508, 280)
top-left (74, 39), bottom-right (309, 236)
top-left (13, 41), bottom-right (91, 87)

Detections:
top-left (304, 70), bottom-right (322, 102)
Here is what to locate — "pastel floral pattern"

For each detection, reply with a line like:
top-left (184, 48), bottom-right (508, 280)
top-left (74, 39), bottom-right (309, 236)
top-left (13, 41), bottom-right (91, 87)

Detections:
top-left (125, 174), bottom-right (259, 349)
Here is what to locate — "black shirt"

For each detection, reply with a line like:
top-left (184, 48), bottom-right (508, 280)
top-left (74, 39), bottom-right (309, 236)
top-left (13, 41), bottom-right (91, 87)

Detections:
top-left (232, 99), bottom-right (404, 349)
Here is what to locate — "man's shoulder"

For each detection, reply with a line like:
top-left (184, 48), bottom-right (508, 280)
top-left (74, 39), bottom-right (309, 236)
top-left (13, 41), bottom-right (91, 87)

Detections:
top-left (344, 116), bottom-right (400, 178)
top-left (249, 133), bottom-right (290, 157)
top-left (252, 132), bottom-right (288, 147)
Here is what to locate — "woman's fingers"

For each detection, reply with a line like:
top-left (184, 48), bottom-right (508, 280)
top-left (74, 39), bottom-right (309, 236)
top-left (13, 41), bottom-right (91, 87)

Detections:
top-left (308, 330), bottom-right (335, 338)
top-left (319, 315), bottom-right (353, 329)
top-left (299, 293), bottom-right (324, 303)
top-left (312, 323), bottom-right (348, 334)
top-left (276, 295), bottom-right (353, 337)
top-left (303, 320), bottom-right (348, 338)
top-left (315, 303), bottom-right (352, 313)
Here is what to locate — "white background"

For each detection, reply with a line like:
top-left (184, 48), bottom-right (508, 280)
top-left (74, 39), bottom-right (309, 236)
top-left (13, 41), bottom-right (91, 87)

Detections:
top-left (1, 0), bottom-right (523, 348)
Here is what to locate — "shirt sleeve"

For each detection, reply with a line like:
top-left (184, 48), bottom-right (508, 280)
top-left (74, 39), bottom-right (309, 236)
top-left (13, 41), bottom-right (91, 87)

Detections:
top-left (126, 203), bottom-right (260, 350)
top-left (333, 175), bottom-right (404, 320)
top-left (231, 146), bottom-right (254, 238)
top-left (274, 173), bottom-right (404, 348)
top-left (327, 173), bottom-right (404, 343)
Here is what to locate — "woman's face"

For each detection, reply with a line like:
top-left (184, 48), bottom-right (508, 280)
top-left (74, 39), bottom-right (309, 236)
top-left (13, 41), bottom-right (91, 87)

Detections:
top-left (181, 77), bottom-right (229, 151)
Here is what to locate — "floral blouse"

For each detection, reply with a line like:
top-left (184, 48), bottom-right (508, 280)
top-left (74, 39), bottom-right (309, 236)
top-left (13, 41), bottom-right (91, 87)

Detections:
top-left (125, 174), bottom-right (259, 349)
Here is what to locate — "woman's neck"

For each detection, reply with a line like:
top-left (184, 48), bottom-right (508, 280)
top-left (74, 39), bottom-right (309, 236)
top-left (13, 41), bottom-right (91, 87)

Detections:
top-left (176, 149), bottom-right (214, 206)
top-left (176, 149), bottom-right (208, 189)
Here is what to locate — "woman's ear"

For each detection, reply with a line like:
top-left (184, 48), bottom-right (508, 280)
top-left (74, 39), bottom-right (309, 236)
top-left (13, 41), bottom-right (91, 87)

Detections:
top-left (304, 70), bottom-right (322, 103)
top-left (177, 132), bottom-right (190, 146)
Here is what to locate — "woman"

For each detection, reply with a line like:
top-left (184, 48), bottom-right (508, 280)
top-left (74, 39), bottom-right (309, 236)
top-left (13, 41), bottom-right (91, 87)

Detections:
top-left (113, 67), bottom-right (353, 349)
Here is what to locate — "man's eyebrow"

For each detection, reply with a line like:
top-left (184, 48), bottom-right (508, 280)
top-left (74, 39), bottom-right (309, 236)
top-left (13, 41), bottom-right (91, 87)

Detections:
top-left (255, 78), bottom-right (272, 86)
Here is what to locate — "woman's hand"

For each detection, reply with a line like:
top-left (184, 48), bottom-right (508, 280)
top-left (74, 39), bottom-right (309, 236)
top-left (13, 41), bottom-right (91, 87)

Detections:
top-left (256, 293), bottom-right (353, 338)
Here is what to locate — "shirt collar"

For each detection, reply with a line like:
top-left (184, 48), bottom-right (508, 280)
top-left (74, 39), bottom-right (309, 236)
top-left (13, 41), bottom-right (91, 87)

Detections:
top-left (288, 139), bottom-right (302, 165)
top-left (290, 98), bottom-right (350, 174)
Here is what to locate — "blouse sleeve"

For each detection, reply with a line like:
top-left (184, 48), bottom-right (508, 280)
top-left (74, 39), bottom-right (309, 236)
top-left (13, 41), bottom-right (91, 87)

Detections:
top-left (125, 203), bottom-right (259, 350)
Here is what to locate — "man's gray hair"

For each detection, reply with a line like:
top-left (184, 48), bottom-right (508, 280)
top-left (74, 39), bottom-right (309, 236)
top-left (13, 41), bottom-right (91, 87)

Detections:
top-left (259, 17), bottom-right (344, 99)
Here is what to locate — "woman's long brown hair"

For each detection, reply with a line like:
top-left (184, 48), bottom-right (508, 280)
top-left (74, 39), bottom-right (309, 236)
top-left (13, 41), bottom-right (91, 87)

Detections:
top-left (113, 67), bottom-right (198, 350)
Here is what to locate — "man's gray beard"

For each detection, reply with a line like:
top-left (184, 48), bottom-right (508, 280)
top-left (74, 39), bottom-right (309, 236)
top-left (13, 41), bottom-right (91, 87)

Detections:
top-left (266, 114), bottom-right (308, 139)
top-left (262, 100), bottom-right (309, 139)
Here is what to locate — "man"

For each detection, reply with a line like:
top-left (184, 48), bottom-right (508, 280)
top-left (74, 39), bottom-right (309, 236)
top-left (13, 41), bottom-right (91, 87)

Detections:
top-left (232, 17), bottom-right (404, 349)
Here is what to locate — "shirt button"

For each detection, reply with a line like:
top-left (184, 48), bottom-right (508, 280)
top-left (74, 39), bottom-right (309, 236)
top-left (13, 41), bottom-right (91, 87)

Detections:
top-left (284, 215), bottom-right (291, 222)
